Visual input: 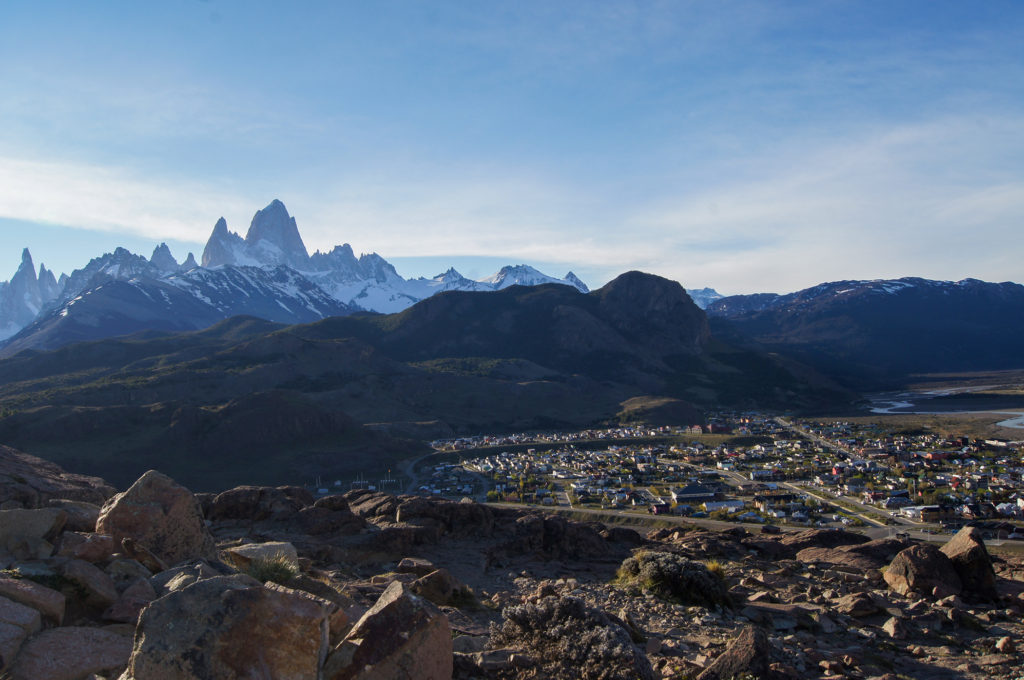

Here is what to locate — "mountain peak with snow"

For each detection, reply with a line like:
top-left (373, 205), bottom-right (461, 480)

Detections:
top-left (244, 199), bottom-right (309, 270)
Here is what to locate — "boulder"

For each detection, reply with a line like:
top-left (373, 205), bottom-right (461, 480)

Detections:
top-left (884, 544), bottom-right (962, 598)
top-left (696, 625), bottom-right (771, 680)
top-left (45, 499), bottom-right (101, 533)
top-left (0, 508), bottom-right (67, 560)
top-left (206, 485), bottom-right (314, 522)
top-left (939, 526), bottom-right (998, 601)
top-left (96, 470), bottom-right (216, 566)
top-left (6, 627), bottom-right (131, 680)
top-left (59, 558), bottom-right (119, 610)
top-left (0, 577), bottom-right (65, 625)
top-left (325, 581), bottom-right (452, 680)
top-left (395, 557), bottom-right (437, 577)
top-left (55, 532), bottom-right (115, 563)
top-left (121, 574), bottom-right (329, 679)
top-left (223, 541), bottom-right (300, 572)
top-left (796, 547), bottom-right (881, 572)
top-left (779, 528), bottom-right (869, 555)
top-left (835, 592), bottom-right (881, 618)
top-left (103, 578), bottom-right (157, 624)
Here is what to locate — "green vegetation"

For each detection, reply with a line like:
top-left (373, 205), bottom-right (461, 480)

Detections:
top-left (245, 554), bottom-right (299, 586)
top-left (615, 550), bottom-right (732, 608)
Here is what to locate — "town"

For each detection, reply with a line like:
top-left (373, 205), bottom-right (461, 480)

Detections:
top-left (414, 414), bottom-right (1024, 541)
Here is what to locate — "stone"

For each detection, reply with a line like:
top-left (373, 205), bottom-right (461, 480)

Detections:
top-left (55, 532), bottom-right (115, 563)
top-left (121, 574), bottom-right (328, 679)
top-left (105, 559), bottom-right (154, 591)
top-left (6, 627), bottom-right (132, 680)
top-left (103, 578), bottom-right (157, 624)
top-left (995, 636), bottom-right (1014, 653)
top-left (45, 499), bottom-right (101, 533)
top-left (0, 508), bottom-right (66, 559)
top-left (223, 541), bottom-right (299, 572)
top-left (939, 526), bottom-right (999, 601)
top-left (836, 592), bottom-right (881, 618)
top-left (0, 577), bottom-right (64, 626)
top-left (207, 485), bottom-right (314, 522)
top-left (96, 470), bottom-right (216, 566)
top-left (884, 544), bottom-right (962, 598)
top-left (696, 625), bottom-right (771, 680)
top-left (395, 557), bottom-right (436, 577)
top-left (325, 581), bottom-right (453, 680)
top-left (60, 558), bottom-right (119, 610)
top-left (0, 594), bottom-right (42, 631)
top-left (882, 616), bottom-right (908, 640)
top-left (452, 635), bottom-right (488, 653)
top-left (0, 621), bottom-right (29, 672)
top-left (151, 561), bottom-right (223, 594)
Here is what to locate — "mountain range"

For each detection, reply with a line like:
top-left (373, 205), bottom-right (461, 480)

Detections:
top-left (707, 277), bottom-right (1024, 388)
top-left (0, 199), bottom-right (595, 354)
top-left (0, 271), bottom-right (849, 489)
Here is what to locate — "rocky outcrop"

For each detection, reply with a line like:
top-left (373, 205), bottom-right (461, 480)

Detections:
top-left (6, 627), bottom-right (131, 680)
top-left (940, 526), bottom-right (998, 601)
top-left (696, 625), bottom-right (772, 680)
top-left (121, 574), bottom-right (330, 679)
top-left (0, 445), bottom-right (114, 508)
top-left (325, 581), bottom-right (452, 680)
top-left (884, 543), bottom-right (962, 598)
top-left (96, 470), bottom-right (216, 566)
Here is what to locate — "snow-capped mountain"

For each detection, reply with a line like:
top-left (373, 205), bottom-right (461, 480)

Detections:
top-left (684, 287), bottom-right (723, 310)
top-left (199, 200), bottom-right (589, 314)
top-left (0, 199), bottom-right (593, 352)
top-left (0, 265), bottom-right (353, 357)
top-left (0, 249), bottom-right (61, 340)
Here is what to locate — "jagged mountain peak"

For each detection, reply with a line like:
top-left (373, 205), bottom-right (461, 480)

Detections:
top-left (244, 199), bottom-right (309, 269)
top-left (181, 252), bottom-right (199, 271)
top-left (150, 243), bottom-right (180, 273)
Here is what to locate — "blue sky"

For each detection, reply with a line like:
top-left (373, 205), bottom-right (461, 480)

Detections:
top-left (1, 1), bottom-right (1022, 294)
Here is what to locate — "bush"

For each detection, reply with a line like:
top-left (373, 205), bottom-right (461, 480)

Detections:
top-left (616, 550), bottom-right (731, 608)
top-left (489, 596), bottom-right (654, 680)
top-left (245, 553), bottom-right (298, 586)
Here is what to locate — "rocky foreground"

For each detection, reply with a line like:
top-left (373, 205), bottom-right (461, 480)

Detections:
top-left (1, 445), bottom-right (1023, 679)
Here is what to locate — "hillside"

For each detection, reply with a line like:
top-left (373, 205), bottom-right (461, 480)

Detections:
top-left (0, 272), bottom-right (851, 490)
top-left (708, 277), bottom-right (1024, 389)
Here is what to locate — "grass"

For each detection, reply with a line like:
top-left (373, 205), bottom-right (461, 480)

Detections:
top-left (245, 553), bottom-right (299, 586)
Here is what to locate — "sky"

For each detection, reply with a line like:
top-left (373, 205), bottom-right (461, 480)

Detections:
top-left (1, 1), bottom-right (1022, 294)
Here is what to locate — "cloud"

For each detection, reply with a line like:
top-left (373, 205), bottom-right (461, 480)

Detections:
top-left (0, 156), bottom-right (252, 243)
top-left (3, 113), bottom-right (1021, 296)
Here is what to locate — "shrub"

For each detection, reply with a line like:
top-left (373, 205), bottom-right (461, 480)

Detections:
top-left (245, 553), bottom-right (298, 586)
top-left (489, 596), bottom-right (654, 680)
top-left (616, 550), bottom-right (731, 608)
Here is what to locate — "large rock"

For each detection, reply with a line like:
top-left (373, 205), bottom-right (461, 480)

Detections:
top-left (697, 625), bottom-right (772, 680)
top-left (940, 526), bottom-right (998, 601)
top-left (207, 485), bottom-right (314, 522)
top-left (121, 574), bottom-right (329, 679)
top-left (0, 445), bottom-right (115, 509)
top-left (0, 508), bottom-right (67, 560)
top-left (46, 499), bottom-right (101, 533)
top-left (0, 577), bottom-right (65, 625)
top-left (223, 541), bottom-right (300, 572)
top-left (0, 595), bottom-right (42, 671)
top-left (779, 528), bottom-right (869, 555)
top-left (96, 470), bottom-right (216, 566)
top-left (884, 544), bottom-right (962, 598)
top-left (7, 627), bottom-right (132, 680)
top-left (325, 581), bottom-right (453, 680)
